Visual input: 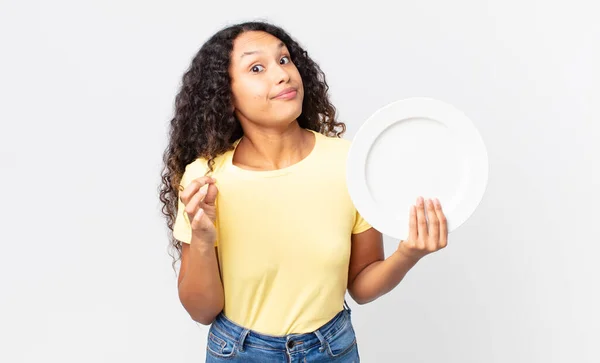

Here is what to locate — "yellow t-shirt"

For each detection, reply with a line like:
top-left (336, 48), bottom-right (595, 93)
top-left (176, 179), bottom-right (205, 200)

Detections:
top-left (173, 129), bottom-right (371, 335)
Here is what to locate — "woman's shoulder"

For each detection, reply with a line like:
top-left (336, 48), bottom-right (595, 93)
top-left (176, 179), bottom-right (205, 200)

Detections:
top-left (316, 132), bottom-right (353, 154)
top-left (181, 153), bottom-right (228, 183)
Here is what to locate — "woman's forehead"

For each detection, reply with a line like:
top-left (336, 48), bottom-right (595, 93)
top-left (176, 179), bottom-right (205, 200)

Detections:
top-left (232, 31), bottom-right (287, 57)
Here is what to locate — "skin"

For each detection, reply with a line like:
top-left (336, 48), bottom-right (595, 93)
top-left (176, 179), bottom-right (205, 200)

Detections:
top-left (348, 197), bottom-right (448, 305)
top-left (177, 31), bottom-right (449, 324)
top-left (229, 30), bottom-right (312, 171)
top-left (177, 176), bottom-right (221, 324)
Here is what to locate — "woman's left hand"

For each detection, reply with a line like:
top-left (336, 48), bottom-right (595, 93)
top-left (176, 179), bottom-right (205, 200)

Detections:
top-left (397, 196), bottom-right (448, 261)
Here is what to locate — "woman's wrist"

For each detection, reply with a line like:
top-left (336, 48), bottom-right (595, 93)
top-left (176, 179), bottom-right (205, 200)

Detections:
top-left (394, 243), bottom-right (425, 264)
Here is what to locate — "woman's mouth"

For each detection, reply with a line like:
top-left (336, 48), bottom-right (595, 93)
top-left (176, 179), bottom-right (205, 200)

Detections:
top-left (273, 87), bottom-right (297, 100)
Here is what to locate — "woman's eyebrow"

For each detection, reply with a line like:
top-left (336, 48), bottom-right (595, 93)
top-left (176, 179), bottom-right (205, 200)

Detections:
top-left (240, 42), bottom-right (286, 58)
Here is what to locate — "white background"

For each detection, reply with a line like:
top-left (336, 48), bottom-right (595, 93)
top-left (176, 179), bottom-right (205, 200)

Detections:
top-left (1, 0), bottom-right (598, 362)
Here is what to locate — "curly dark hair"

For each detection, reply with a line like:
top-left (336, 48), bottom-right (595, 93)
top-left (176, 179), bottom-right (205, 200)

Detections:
top-left (159, 20), bottom-right (346, 270)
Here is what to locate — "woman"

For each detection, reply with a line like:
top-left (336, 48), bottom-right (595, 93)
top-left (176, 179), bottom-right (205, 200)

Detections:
top-left (159, 20), bottom-right (448, 362)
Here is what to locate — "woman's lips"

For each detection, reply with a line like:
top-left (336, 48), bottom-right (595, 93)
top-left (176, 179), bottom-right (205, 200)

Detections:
top-left (273, 88), bottom-right (297, 100)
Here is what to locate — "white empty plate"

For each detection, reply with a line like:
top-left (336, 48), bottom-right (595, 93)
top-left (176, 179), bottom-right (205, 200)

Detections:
top-left (347, 97), bottom-right (489, 240)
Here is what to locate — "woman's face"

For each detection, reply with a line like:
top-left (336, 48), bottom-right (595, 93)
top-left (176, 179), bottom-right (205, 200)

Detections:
top-left (229, 31), bottom-right (304, 129)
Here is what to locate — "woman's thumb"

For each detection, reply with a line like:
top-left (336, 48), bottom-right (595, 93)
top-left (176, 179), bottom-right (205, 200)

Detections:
top-left (204, 183), bottom-right (218, 206)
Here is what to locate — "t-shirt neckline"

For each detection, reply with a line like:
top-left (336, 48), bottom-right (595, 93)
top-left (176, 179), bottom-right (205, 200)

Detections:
top-left (227, 129), bottom-right (321, 178)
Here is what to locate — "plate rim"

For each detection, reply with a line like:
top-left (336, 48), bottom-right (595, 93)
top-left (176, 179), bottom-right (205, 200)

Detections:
top-left (346, 97), bottom-right (489, 240)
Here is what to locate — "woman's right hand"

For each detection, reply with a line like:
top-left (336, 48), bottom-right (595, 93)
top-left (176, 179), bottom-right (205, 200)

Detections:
top-left (179, 176), bottom-right (218, 246)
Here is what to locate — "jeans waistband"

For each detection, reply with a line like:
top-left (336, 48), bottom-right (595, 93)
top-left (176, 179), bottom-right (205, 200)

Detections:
top-left (211, 303), bottom-right (352, 353)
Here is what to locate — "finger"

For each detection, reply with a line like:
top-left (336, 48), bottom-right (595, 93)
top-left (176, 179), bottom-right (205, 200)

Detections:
top-left (426, 199), bottom-right (440, 243)
top-left (179, 176), bottom-right (215, 205)
top-left (190, 207), bottom-right (205, 230)
top-left (408, 204), bottom-right (418, 242)
top-left (192, 206), bottom-right (215, 231)
top-left (184, 187), bottom-right (208, 219)
top-left (416, 196), bottom-right (428, 240)
top-left (203, 183), bottom-right (219, 206)
top-left (434, 198), bottom-right (448, 247)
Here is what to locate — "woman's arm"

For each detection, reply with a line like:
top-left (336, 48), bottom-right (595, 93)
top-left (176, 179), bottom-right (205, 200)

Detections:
top-left (347, 228), bottom-right (421, 304)
top-left (177, 241), bottom-right (224, 325)
top-left (347, 197), bottom-right (448, 304)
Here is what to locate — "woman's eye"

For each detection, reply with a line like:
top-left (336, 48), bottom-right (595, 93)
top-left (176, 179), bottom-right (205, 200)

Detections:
top-left (251, 65), bottom-right (265, 73)
top-left (280, 56), bottom-right (291, 64)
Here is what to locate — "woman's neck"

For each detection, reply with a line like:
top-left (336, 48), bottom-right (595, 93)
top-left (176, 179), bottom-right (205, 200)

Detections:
top-left (233, 122), bottom-right (315, 171)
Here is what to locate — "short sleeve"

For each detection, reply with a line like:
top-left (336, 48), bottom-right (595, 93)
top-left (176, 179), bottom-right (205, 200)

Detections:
top-left (352, 209), bottom-right (372, 234)
top-left (172, 159), bottom-right (214, 245)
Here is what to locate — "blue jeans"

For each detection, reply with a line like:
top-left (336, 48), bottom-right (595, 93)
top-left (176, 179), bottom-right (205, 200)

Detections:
top-left (205, 304), bottom-right (360, 362)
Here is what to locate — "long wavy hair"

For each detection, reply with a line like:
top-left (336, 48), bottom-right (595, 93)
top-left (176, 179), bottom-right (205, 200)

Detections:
top-left (159, 21), bottom-right (346, 270)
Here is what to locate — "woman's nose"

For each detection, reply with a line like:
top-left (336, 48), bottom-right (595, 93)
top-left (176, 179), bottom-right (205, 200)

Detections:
top-left (274, 64), bottom-right (291, 84)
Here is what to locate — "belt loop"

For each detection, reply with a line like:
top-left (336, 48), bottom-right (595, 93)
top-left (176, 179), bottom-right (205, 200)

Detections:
top-left (343, 299), bottom-right (352, 313)
top-left (314, 329), bottom-right (328, 353)
top-left (237, 329), bottom-right (250, 352)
